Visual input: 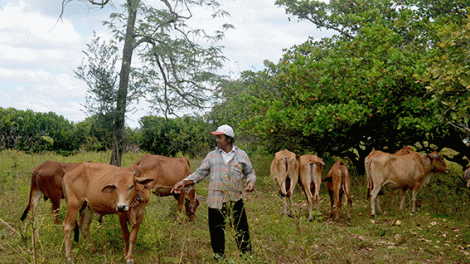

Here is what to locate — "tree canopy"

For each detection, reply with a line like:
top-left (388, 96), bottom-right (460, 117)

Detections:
top-left (206, 0), bottom-right (470, 173)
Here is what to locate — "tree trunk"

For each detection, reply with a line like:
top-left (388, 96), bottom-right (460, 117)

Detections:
top-left (110, 0), bottom-right (140, 166)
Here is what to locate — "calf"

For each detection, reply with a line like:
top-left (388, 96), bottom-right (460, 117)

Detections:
top-left (21, 161), bottom-right (83, 224)
top-left (271, 149), bottom-right (299, 216)
top-left (133, 154), bottom-right (203, 221)
top-left (298, 154), bottom-right (325, 221)
top-left (62, 162), bottom-right (153, 264)
top-left (325, 161), bottom-right (351, 221)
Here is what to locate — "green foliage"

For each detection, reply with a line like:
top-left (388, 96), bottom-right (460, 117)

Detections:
top-left (214, 0), bottom-right (470, 172)
top-left (139, 115), bottom-right (213, 157)
top-left (0, 107), bottom-right (81, 153)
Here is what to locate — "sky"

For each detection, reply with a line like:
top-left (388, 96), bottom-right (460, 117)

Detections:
top-left (0, 0), bottom-right (333, 128)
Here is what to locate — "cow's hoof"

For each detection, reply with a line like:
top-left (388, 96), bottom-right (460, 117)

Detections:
top-left (126, 259), bottom-right (135, 264)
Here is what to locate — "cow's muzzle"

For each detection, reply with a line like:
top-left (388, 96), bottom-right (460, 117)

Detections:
top-left (116, 205), bottom-right (129, 212)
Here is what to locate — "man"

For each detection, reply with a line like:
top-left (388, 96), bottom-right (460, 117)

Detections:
top-left (171, 124), bottom-right (256, 260)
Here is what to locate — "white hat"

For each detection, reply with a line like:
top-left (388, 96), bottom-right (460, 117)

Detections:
top-left (210, 124), bottom-right (235, 138)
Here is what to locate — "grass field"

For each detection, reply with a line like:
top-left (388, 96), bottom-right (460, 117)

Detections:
top-left (1, 149), bottom-right (470, 263)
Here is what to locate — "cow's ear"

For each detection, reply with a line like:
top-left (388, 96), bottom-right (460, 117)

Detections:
top-left (102, 184), bottom-right (117, 193)
top-left (137, 178), bottom-right (154, 187)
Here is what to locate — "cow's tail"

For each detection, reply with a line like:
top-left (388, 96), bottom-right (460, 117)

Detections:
top-left (340, 163), bottom-right (353, 206)
top-left (280, 156), bottom-right (290, 196)
top-left (20, 171), bottom-right (40, 222)
top-left (20, 205), bottom-right (30, 222)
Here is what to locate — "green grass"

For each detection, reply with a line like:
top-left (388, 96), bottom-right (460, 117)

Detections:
top-left (1, 150), bottom-right (470, 263)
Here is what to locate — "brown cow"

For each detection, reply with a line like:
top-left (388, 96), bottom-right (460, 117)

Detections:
top-left (366, 149), bottom-right (450, 217)
top-left (271, 149), bottom-right (299, 216)
top-left (298, 154), bottom-right (324, 221)
top-left (365, 146), bottom-right (414, 196)
top-left (464, 167), bottom-right (470, 188)
top-left (62, 162), bottom-right (153, 264)
top-left (132, 154), bottom-right (202, 221)
top-left (325, 161), bottom-right (351, 221)
top-left (21, 161), bottom-right (83, 224)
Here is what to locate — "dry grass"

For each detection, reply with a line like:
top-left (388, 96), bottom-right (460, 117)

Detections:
top-left (1, 150), bottom-right (470, 263)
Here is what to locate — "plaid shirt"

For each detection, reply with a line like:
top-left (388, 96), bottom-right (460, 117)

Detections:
top-left (185, 146), bottom-right (256, 209)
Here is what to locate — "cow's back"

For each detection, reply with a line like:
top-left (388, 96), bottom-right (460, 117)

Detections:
top-left (134, 154), bottom-right (191, 192)
top-left (369, 151), bottom-right (425, 189)
top-left (271, 149), bottom-right (297, 182)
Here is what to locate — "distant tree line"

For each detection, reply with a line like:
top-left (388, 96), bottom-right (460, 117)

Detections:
top-left (0, 107), bottom-right (214, 157)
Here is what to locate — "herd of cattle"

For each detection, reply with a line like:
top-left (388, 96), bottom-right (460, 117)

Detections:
top-left (19, 148), bottom-right (458, 263)
top-left (271, 147), bottom-right (451, 223)
top-left (20, 154), bottom-right (199, 264)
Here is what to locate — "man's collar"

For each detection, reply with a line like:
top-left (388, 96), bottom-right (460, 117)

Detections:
top-left (216, 145), bottom-right (237, 154)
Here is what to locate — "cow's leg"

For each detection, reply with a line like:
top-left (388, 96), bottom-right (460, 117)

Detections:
top-left (335, 180), bottom-right (342, 221)
top-left (63, 204), bottom-right (80, 263)
top-left (122, 210), bottom-right (145, 264)
top-left (399, 189), bottom-right (407, 210)
top-left (50, 197), bottom-right (61, 224)
top-left (288, 177), bottom-right (297, 218)
top-left (304, 186), bottom-right (314, 221)
top-left (345, 182), bottom-right (351, 221)
top-left (327, 184), bottom-right (334, 219)
top-left (287, 192), bottom-right (294, 217)
top-left (369, 186), bottom-right (383, 217)
top-left (78, 206), bottom-right (96, 253)
top-left (313, 175), bottom-right (322, 216)
top-left (176, 193), bottom-right (185, 222)
top-left (411, 188), bottom-right (418, 214)
top-left (119, 214), bottom-right (131, 259)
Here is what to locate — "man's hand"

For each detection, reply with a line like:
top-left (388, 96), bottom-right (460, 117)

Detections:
top-left (245, 180), bottom-right (254, 192)
top-left (171, 180), bottom-right (194, 194)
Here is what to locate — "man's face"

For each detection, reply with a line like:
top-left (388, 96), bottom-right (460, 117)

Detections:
top-left (215, 134), bottom-right (230, 149)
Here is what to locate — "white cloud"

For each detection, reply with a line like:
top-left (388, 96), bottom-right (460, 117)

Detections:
top-left (0, 1), bottom-right (90, 124)
top-left (0, 0), bottom-right (334, 128)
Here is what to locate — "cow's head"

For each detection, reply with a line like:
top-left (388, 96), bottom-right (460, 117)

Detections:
top-left (428, 151), bottom-right (450, 174)
top-left (101, 168), bottom-right (154, 212)
top-left (183, 185), bottom-right (204, 221)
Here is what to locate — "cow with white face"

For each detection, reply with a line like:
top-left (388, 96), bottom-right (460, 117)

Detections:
top-left (62, 162), bottom-right (153, 264)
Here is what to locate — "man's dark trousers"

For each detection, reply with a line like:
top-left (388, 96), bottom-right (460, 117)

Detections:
top-left (208, 199), bottom-right (252, 257)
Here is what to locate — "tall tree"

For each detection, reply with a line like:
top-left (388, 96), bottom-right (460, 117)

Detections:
top-left (73, 0), bottom-right (230, 166)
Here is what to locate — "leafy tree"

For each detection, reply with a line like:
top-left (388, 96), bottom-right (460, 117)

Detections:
top-left (0, 107), bottom-right (80, 153)
top-left (139, 115), bottom-right (212, 157)
top-left (74, 0), bottom-right (231, 166)
top-left (206, 63), bottom-right (280, 151)
top-left (240, 0), bottom-right (470, 172)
